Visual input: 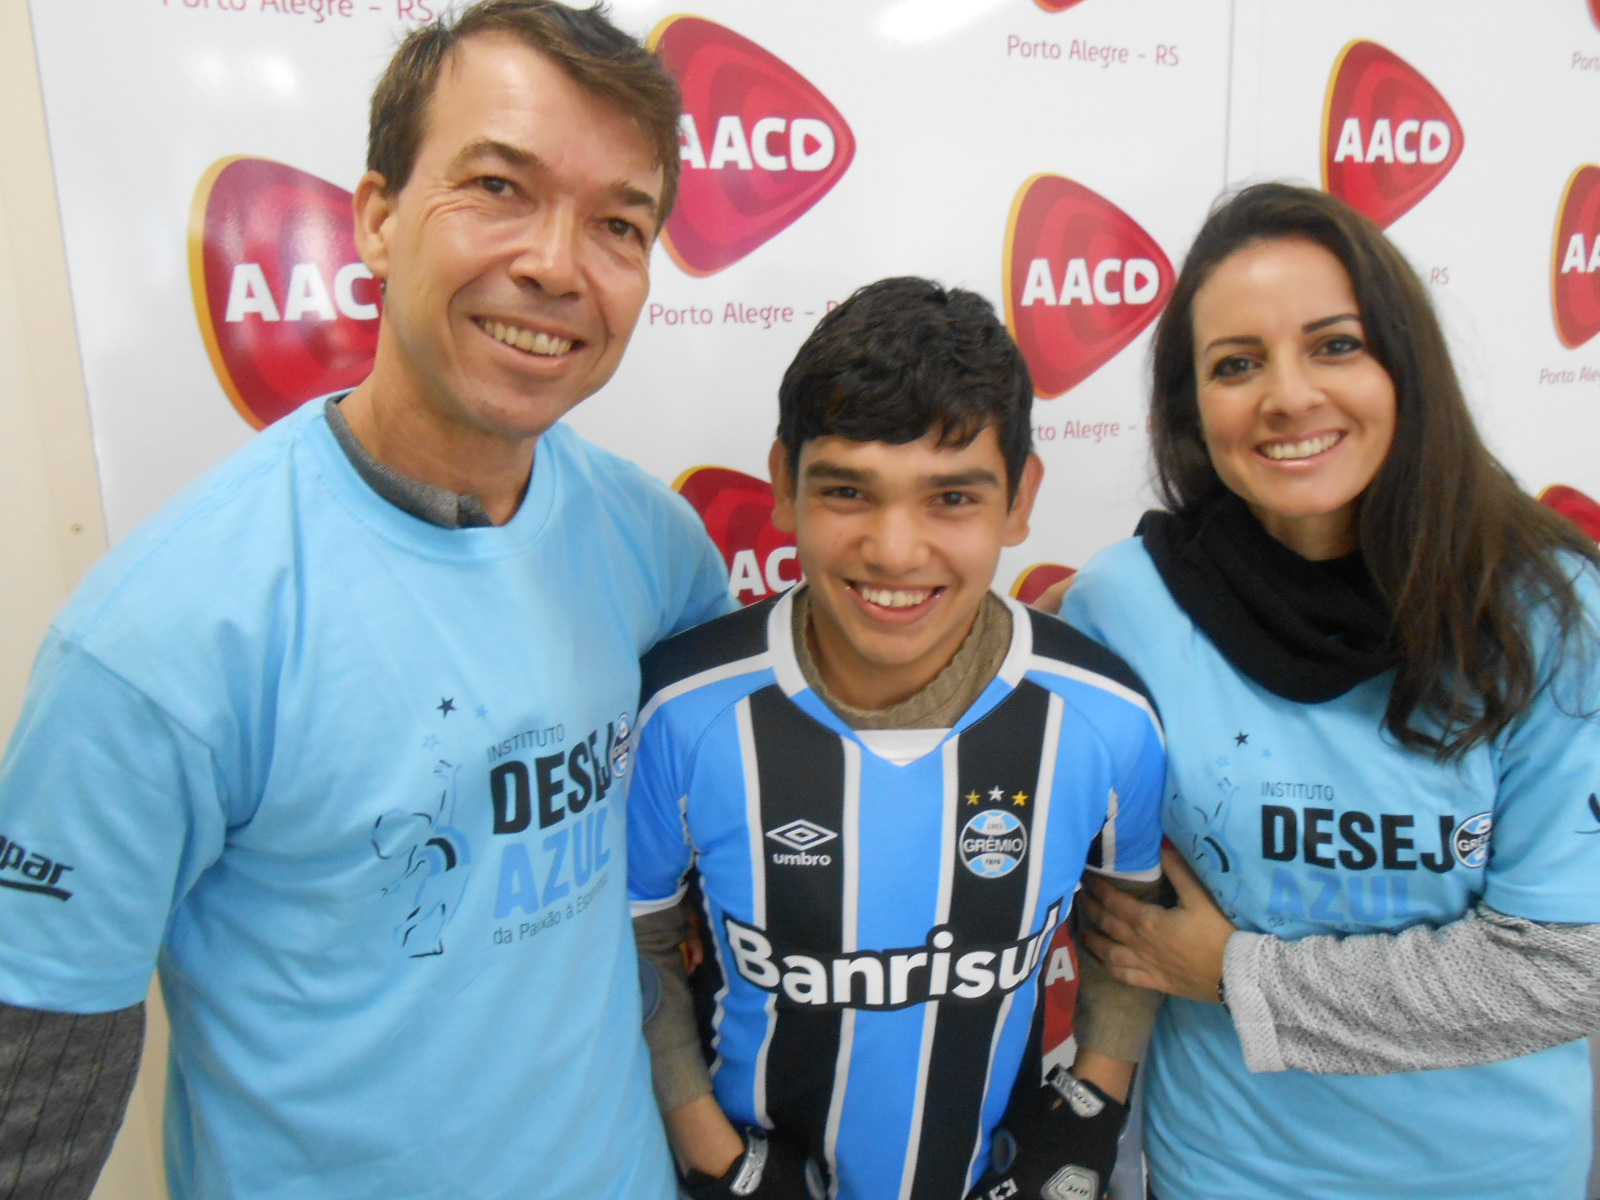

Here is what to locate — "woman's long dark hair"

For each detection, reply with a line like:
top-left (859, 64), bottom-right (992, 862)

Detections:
top-left (1149, 182), bottom-right (1599, 759)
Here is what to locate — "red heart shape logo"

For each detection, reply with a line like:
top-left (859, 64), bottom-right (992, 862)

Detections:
top-left (1004, 175), bottom-right (1174, 399)
top-left (651, 17), bottom-right (855, 277)
top-left (1321, 40), bottom-right (1463, 230)
top-left (1539, 484), bottom-right (1600, 542)
top-left (1034, 0), bottom-right (1089, 10)
top-left (190, 158), bottom-right (380, 428)
top-left (674, 466), bottom-right (799, 606)
top-left (1552, 165), bottom-right (1600, 348)
top-left (1592, 0), bottom-right (1600, 30)
top-left (1010, 562), bottom-right (1077, 606)
top-left (1038, 921), bottom-right (1081, 1075)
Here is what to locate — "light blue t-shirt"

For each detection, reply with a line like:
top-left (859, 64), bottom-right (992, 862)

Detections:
top-left (0, 399), bottom-right (732, 1200)
top-left (1065, 536), bottom-right (1600, 1200)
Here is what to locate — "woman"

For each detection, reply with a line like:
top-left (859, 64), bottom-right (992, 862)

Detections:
top-left (1058, 183), bottom-right (1600, 1199)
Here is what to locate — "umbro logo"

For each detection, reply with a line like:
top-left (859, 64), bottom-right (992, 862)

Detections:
top-left (767, 819), bottom-right (838, 852)
top-left (767, 819), bottom-right (836, 866)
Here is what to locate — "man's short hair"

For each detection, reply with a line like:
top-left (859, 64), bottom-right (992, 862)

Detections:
top-left (776, 277), bottom-right (1035, 498)
top-left (367, 1), bottom-right (683, 219)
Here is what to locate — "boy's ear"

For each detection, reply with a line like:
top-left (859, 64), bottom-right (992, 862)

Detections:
top-left (768, 440), bottom-right (798, 534)
top-left (1001, 453), bottom-right (1045, 548)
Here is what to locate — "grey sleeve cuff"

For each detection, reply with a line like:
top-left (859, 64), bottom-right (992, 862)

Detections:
top-left (1224, 905), bottom-right (1600, 1076)
top-left (0, 1000), bottom-right (146, 1200)
top-left (635, 905), bottom-right (715, 1112)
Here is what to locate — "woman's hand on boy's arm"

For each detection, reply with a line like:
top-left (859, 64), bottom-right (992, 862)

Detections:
top-left (1081, 845), bottom-right (1235, 1004)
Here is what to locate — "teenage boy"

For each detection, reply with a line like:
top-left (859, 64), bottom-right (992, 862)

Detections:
top-left (628, 277), bottom-right (1166, 1200)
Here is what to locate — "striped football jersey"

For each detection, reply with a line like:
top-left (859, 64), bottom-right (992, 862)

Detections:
top-left (628, 589), bottom-right (1163, 1200)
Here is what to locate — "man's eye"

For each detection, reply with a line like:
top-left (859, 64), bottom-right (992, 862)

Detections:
top-left (478, 176), bottom-right (511, 195)
top-left (604, 217), bottom-right (643, 241)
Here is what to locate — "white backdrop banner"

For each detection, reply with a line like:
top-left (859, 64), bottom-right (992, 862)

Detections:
top-left (27, 0), bottom-right (1600, 587)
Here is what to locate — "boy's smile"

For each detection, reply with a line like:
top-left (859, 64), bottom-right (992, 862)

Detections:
top-left (770, 429), bottom-right (1042, 710)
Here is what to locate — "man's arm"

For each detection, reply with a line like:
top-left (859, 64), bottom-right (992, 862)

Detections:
top-left (0, 1000), bottom-right (144, 1200)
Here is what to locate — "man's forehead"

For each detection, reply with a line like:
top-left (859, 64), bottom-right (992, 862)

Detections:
top-left (419, 34), bottom-right (661, 183)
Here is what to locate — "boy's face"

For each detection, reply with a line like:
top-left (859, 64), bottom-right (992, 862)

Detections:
top-left (770, 427), bottom-right (1042, 711)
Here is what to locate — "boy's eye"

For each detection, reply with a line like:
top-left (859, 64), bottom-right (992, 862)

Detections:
top-left (935, 491), bottom-right (976, 507)
top-left (820, 486), bottom-right (862, 501)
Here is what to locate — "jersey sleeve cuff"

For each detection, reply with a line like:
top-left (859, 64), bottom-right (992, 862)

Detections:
top-left (629, 887), bottom-right (688, 918)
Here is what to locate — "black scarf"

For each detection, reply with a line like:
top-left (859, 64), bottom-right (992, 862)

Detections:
top-left (1139, 493), bottom-right (1397, 702)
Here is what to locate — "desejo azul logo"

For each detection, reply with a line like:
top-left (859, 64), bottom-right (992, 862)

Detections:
top-left (1553, 165), bottom-right (1600, 348)
top-left (650, 16), bottom-right (855, 276)
top-left (1003, 175), bottom-right (1173, 398)
top-left (960, 810), bottom-right (1028, 878)
top-left (1322, 40), bottom-right (1463, 230)
top-left (190, 158), bottom-right (380, 428)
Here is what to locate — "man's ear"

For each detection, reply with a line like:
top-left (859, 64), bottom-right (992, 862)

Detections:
top-left (1001, 453), bottom-right (1045, 548)
top-left (352, 170), bottom-right (396, 280)
top-left (768, 439), bottom-right (798, 534)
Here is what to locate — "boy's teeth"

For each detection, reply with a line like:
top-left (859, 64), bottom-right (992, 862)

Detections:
top-left (482, 319), bottom-right (572, 356)
top-left (859, 586), bottom-right (933, 608)
top-left (1261, 433), bottom-right (1340, 461)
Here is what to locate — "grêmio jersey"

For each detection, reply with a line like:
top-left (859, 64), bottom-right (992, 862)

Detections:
top-left (627, 589), bottom-right (1165, 1200)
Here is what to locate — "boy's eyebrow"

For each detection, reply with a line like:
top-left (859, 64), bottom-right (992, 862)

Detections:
top-left (803, 462), bottom-right (873, 484)
top-left (801, 463), bottom-right (1004, 490)
top-left (927, 469), bottom-right (1003, 489)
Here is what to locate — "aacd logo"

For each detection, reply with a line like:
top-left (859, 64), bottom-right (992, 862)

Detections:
top-left (650, 16), bottom-right (855, 276)
top-left (1004, 175), bottom-right (1173, 399)
top-left (674, 466), bottom-right (800, 606)
top-left (190, 158), bottom-right (379, 429)
top-left (1322, 40), bottom-right (1463, 229)
top-left (1553, 165), bottom-right (1600, 348)
top-left (1539, 484), bottom-right (1600, 542)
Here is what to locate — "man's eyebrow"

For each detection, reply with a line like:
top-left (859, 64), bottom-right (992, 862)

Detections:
top-left (607, 180), bottom-right (660, 220)
top-left (1201, 313), bottom-right (1363, 356)
top-left (449, 138), bottom-right (537, 174)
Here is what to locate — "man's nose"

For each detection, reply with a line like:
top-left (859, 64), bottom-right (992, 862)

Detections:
top-left (511, 207), bottom-right (582, 298)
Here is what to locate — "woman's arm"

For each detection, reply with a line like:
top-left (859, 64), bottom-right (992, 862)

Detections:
top-left (1083, 848), bottom-right (1600, 1075)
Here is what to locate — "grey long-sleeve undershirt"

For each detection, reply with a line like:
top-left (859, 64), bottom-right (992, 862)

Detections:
top-left (0, 1002), bottom-right (143, 1200)
top-left (1224, 903), bottom-right (1600, 1074)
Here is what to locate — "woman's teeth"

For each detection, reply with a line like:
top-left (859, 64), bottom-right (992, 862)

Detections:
top-left (1260, 433), bottom-right (1340, 461)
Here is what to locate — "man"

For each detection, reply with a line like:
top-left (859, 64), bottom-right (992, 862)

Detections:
top-left (627, 278), bottom-right (1167, 1200)
top-left (0, 4), bottom-right (729, 1198)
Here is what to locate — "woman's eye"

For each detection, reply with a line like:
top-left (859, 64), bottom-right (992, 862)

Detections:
top-left (1212, 355), bottom-right (1254, 379)
top-left (1320, 334), bottom-right (1363, 357)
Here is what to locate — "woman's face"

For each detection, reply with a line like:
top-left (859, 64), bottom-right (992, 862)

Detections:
top-left (1190, 237), bottom-right (1396, 560)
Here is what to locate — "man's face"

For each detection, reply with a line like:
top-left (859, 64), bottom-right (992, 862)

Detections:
top-left (770, 429), bottom-right (1042, 711)
top-left (354, 34), bottom-right (663, 447)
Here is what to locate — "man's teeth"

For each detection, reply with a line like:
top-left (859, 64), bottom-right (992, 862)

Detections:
top-left (1261, 433), bottom-right (1341, 461)
top-left (481, 319), bottom-right (572, 356)
top-left (858, 586), bottom-right (934, 609)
